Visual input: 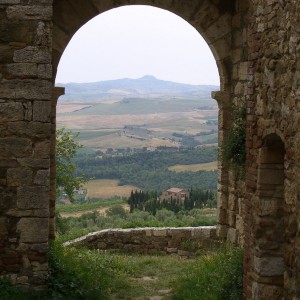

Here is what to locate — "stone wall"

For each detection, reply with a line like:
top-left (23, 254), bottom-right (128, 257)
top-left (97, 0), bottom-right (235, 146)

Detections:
top-left (245, 1), bottom-right (300, 299)
top-left (0, 0), bottom-right (53, 289)
top-left (64, 227), bottom-right (218, 257)
top-left (0, 0), bottom-right (300, 298)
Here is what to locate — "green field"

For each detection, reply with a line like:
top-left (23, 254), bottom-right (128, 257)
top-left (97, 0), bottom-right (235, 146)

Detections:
top-left (168, 161), bottom-right (218, 172)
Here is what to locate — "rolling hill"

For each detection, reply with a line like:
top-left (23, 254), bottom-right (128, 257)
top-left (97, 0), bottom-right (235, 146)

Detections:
top-left (57, 75), bottom-right (219, 101)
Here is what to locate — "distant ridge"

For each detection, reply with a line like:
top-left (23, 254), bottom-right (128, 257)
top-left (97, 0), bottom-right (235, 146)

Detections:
top-left (57, 76), bottom-right (219, 101)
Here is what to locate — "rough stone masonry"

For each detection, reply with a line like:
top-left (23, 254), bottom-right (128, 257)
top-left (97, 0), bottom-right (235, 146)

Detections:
top-left (0, 0), bottom-right (299, 299)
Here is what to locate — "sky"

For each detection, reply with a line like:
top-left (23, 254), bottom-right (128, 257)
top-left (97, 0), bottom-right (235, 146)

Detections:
top-left (56, 5), bottom-right (219, 86)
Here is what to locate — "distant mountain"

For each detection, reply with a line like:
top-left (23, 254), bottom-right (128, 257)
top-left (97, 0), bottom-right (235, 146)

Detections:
top-left (57, 76), bottom-right (219, 101)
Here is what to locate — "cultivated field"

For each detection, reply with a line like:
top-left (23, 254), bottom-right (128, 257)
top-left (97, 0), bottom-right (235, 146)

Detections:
top-left (168, 161), bottom-right (218, 172)
top-left (84, 179), bottom-right (140, 200)
top-left (56, 97), bottom-right (218, 150)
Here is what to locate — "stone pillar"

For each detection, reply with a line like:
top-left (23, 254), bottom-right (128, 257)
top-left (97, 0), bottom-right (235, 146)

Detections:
top-left (211, 91), bottom-right (231, 240)
top-left (49, 87), bottom-right (65, 240)
top-left (0, 1), bottom-right (53, 289)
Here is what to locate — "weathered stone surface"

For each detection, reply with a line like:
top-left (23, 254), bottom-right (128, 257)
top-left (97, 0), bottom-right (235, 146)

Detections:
top-left (7, 167), bottom-right (32, 186)
top-left (64, 227), bottom-right (218, 256)
top-left (33, 101), bottom-right (51, 122)
top-left (252, 282), bottom-right (283, 300)
top-left (254, 256), bottom-right (285, 277)
top-left (0, 102), bottom-right (25, 122)
top-left (0, 138), bottom-right (32, 159)
top-left (6, 6), bottom-right (52, 21)
top-left (0, 79), bottom-right (52, 100)
top-left (13, 46), bottom-right (51, 64)
top-left (17, 186), bottom-right (49, 209)
top-left (34, 170), bottom-right (49, 186)
top-left (6, 63), bottom-right (38, 78)
top-left (17, 218), bottom-right (48, 243)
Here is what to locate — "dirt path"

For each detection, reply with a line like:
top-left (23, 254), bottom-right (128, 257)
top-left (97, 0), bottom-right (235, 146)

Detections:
top-left (110, 255), bottom-right (194, 300)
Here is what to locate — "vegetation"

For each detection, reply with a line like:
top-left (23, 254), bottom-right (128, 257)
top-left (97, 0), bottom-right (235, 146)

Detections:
top-left (168, 161), bottom-right (218, 172)
top-left (56, 198), bottom-right (124, 213)
top-left (173, 245), bottom-right (243, 300)
top-left (56, 128), bottom-right (86, 201)
top-left (56, 207), bottom-right (217, 242)
top-left (222, 103), bottom-right (246, 177)
top-left (128, 189), bottom-right (216, 214)
top-left (1, 243), bottom-right (242, 300)
top-left (74, 147), bottom-right (218, 191)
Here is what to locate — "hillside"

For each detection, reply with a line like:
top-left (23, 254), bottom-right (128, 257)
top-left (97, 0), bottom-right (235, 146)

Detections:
top-left (57, 75), bottom-right (219, 101)
top-left (56, 76), bottom-right (219, 150)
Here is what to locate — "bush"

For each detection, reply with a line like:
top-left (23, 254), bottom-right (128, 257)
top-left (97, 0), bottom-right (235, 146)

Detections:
top-left (222, 103), bottom-right (246, 177)
top-left (48, 242), bottom-right (131, 299)
top-left (173, 245), bottom-right (243, 300)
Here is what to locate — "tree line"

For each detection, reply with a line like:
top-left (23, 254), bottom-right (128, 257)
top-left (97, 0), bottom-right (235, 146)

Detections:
top-left (74, 147), bottom-right (217, 191)
top-left (127, 189), bottom-right (216, 215)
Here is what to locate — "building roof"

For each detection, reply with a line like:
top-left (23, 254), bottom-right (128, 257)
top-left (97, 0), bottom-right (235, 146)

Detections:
top-left (167, 188), bottom-right (185, 193)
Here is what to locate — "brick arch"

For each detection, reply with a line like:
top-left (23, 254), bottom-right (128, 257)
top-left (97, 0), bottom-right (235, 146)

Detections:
top-left (52, 0), bottom-right (234, 90)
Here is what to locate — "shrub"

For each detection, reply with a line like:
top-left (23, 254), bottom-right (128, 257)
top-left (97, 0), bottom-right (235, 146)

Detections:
top-left (172, 245), bottom-right (243, 300)
top-left (222, 103), bottom-right (246, 177)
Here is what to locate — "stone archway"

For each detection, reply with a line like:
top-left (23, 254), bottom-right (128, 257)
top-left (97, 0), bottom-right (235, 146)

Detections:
top-left (51, 0), bottom-right (249, 245)
top-left (0, 0), bottom-right (250, 291)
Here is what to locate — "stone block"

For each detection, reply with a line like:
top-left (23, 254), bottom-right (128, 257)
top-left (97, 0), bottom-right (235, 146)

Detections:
top-left (37, 64), bottom-right (52, 79)
top-left (33, 141), bottom-right (51, 158)
top-left (17, 186), bottom-right (49, 209)
top-left (0, 217), bottom-right (8, 236)
top-left (7, 167), bottom-right (33, 186)
top-left (8, 122), bottom-right (51, 139)
top-left (227, 228), bottom-right (237, 244)
top-left (17, 218), bottom-right (48, 243)
top-left (33, 101), bottom-right (51, 122)
top-left (192, 227), bottom-right (213, 238)
top-left (0, 138), bottom-right (32, 159)
top-left (34, 170), bottom-right (50, 186)
top-left (166, 247), bottom-right (177, 253)
top-left (6, 63), bottom-right (37, 78)
top-left (217, 208), bottom-right (227, 224)
top-left (6, 6), bottom-right (52, 21)
top-left (18, 158), bottom-right (49, 169)
top-left (216, 224), bottom-right (228, 239)
top-left (14, 46), bottom-right (51, 64)
top-left (254, 256), bottom-right (285, 276)
top-left (258, 198), bottom-right (280, 216)
top-left (0, 102), bottom-right (25, 122)
top-left (0, 79), bottom-right (52, 100)
top-left (252, 282), bottom-right (283, 300)
top-left (153, 229), bottom-right (167, 237)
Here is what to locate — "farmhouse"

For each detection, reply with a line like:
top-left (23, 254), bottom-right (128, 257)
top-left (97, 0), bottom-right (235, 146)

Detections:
top-left (159, 188), bottom-right (190, 203)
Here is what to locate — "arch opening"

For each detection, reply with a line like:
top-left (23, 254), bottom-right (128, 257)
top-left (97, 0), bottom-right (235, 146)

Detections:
top-left (253, 133), bottom-right (286, 298)
top-left (51, 4), bottom-right (223, 235)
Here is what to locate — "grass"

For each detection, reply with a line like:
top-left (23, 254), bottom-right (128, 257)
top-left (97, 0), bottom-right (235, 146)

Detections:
top-left (173, 245), bottom-right (243, 300)
top-left (56, 198), bottom-right (124, 213)
top-left (169, 161), bottom-right (218, 172)
top-left (84, 179), bottom-right (140, 200)
top-left (0, 243), bottom-right (243, 300)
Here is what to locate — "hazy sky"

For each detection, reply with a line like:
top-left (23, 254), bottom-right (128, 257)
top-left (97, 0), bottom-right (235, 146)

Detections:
top-left (56, 5), bottom-right (219, 86)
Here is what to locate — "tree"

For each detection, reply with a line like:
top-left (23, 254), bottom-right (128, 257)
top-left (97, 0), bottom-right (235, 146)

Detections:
top-left (56, 128), bottom-right (86, 201)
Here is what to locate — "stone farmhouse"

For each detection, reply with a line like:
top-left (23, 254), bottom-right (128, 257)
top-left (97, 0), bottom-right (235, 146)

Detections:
top-left (159, 188), bottom-right (190, 203)
top-left (0, 1), bottom-right (299, 299)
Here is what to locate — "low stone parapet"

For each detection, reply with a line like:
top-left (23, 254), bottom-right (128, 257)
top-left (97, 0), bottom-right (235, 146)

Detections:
top-left (64, 226), bottom-right (219, 257)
